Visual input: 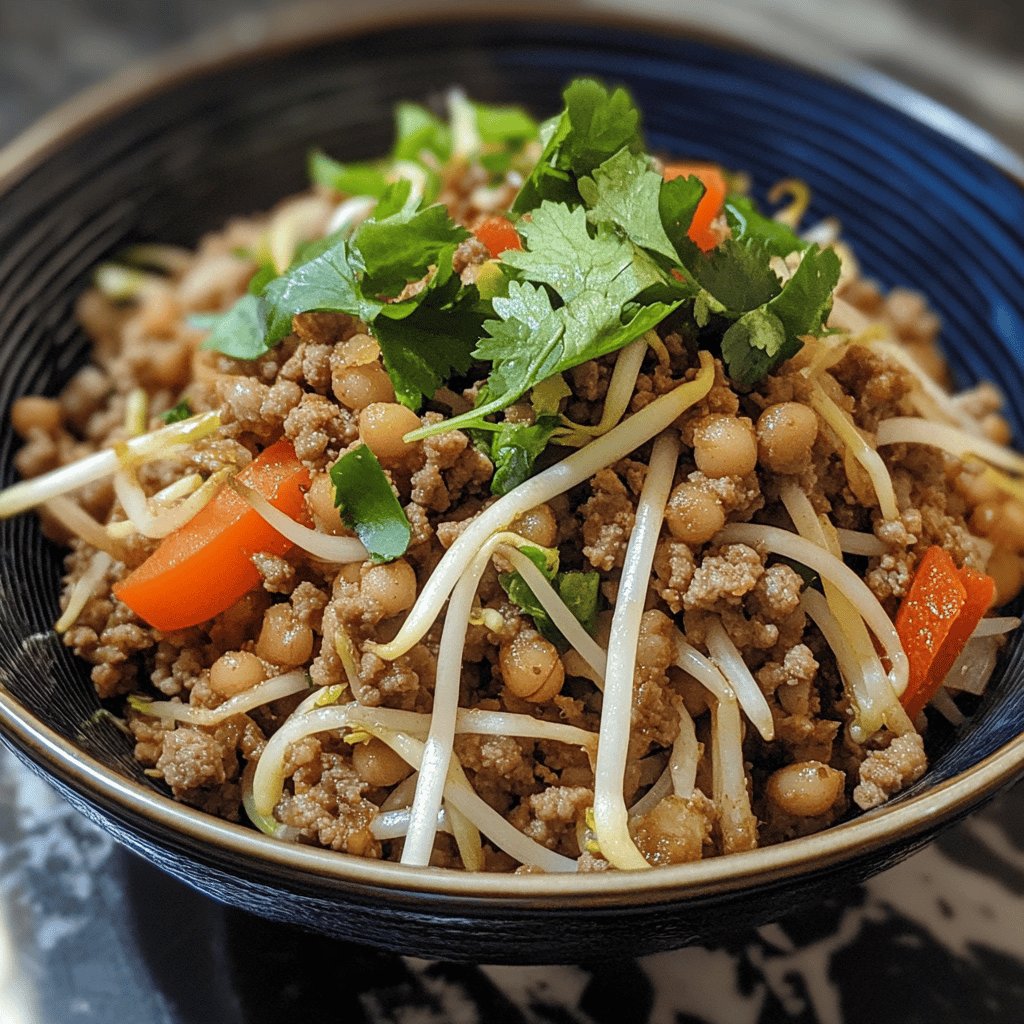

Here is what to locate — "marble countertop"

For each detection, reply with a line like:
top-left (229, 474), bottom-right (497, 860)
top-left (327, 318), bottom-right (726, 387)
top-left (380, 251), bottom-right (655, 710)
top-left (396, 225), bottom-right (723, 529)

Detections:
top-left (2, 2), bottom-right (1023, 1022)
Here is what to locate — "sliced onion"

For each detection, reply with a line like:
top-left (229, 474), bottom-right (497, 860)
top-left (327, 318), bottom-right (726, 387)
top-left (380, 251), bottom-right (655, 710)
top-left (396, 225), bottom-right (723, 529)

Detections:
top-left (231, 479), bottom-right (367, 563)
top-left (972, 616), bottom-right (1021, 638)
top-left (944, 636), bottom-right (1000, 696)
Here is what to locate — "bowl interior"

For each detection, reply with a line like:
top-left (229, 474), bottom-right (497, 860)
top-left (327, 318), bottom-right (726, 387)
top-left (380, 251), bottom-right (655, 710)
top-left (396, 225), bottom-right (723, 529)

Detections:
top-left (1, 13), bottom-right (1023, 850)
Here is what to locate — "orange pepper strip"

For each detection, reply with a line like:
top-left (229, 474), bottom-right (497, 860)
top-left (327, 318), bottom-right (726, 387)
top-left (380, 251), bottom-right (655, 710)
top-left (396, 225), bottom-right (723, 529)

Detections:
top-left (113, 439), bottom-right (311, 631)
top-left (472, 216), bottom-right (523, 258)
top-left (662, 162), bottom-right (728, 252)
top-left (895, 546), bottom-right (997, 719)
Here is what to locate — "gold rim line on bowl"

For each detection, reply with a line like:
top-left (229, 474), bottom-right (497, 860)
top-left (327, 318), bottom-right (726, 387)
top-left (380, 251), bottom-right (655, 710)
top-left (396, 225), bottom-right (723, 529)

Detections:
top-left (1, 1), bottom-right (1023, 902)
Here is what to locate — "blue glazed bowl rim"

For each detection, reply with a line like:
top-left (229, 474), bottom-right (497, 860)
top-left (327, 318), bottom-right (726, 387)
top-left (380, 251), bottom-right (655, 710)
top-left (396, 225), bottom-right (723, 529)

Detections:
top-left (1, 3), bottom-right (1023, 905)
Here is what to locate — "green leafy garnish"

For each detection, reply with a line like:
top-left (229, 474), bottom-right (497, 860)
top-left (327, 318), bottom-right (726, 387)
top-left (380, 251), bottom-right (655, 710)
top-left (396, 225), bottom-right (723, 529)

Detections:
top-left (487, 416), bottom-right (561, 496)
top-left (161, 400), bottom-right (193, 424)
top-left (724, 195), bottom-right (808, 257)
top-left (498, 546), bottom-right (600, 647)
top-left (512, 78), bottom-right (643, 214)
top-left (329, 445), bottom-right (411, 563)
top-left (308, 150), bottom-right (391, 199)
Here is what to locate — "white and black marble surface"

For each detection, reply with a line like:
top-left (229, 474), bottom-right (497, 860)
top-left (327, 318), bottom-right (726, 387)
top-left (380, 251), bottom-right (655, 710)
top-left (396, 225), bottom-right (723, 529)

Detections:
top-left (2, 2), bottom-right (1024, 1021)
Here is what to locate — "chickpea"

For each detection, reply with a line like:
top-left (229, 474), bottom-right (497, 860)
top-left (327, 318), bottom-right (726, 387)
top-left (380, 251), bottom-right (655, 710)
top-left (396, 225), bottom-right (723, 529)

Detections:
top-left (511, 504), bottom-right (558, 547)
top-left (988, 546), bottom-right (1024, 605)
top-left (756, 402), bottom-right (818, 474)
top-left (970, 500), bottom-right (1000, 537)
top-left (499, 630), bottom-right (565, 702)
top-left (11, 396), bottom-right (61, 438)
top-left (333, 363), bottom-right (395, 410)
top-left (358, 402), bottom-right (421, 464)
top-left (990, 500), bottom-right (1024, 554)
top-left (956, 468), bottom-right (1001, 508)
top-left (209, 650), bottom-right (264, 697)
top-left (352, 737), bottom-right (412, 788)
top-left (766, 761), bottom-right (844, 818)
top-left (361, 559), bottom-right (417, 619)
top-left (665, 481), bottom-right (725, 546)
top-left (981, 413), bottom-right (1012, 446)
top-left (692, 414), bottom-right (758, 477)
top-left (306, 473), bottom-right (345, 534)
top-left (256, 604), bottom-right (314, 666)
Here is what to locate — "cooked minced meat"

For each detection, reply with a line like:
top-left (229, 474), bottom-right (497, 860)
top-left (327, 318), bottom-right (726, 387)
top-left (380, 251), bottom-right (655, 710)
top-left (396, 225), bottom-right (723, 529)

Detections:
top-left (5, 80), bottom-right (1020, 874)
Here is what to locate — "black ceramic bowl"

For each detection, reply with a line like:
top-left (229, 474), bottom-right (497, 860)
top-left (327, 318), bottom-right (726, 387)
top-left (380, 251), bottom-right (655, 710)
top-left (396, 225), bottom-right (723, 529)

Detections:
top-left (2, 7), bottom-right (1024, 965)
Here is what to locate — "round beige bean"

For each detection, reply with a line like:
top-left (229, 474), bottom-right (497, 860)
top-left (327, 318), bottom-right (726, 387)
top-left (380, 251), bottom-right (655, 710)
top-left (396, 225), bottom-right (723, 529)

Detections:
top-left (358, 402), bottom-right (422, 464)
top-left (499, 630), bottom-right (565, 702)
top-left (664, 481), bottom-right (725, 546)
top-left (756, 402), bottom-right (818, 474)
top-left (956, 468), bottom-right (1001, 509)
top-left (209, 650), bottom-right (265, 697)
top-left (511, 504), bottom-right (558, 547)
top-left (352, 737), bottom-right (412, 788)
top-left (256, 604), bottom-right (314, 666)
top-left (981, 413), bottom-right (1012, 446)
top-left (970, 500), bottom-right (1000, 538)
top-left (11, 396), bottom-right (61, 438)
top-left (988, 546), bottom-right (1024, 605)
top-left (361, 560), bottom-right (417, 619)
top-left (693, 414), bottom-right (758, 477)
top-left (990, 500), bottom-right (1024, 554)
top-left (333, 363), bottom-right (395, 411)
top-left (306, 473), bottom-right (345, 535)
top-left (766, 761), bottom-right (844, 817)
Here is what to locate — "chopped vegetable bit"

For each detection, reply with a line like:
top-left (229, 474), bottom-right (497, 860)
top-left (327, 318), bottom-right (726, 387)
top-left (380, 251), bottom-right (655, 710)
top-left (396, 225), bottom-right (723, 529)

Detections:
top-left (499, 545), bottom-right (600, 648)
top-left (473, 216), bottom-right (522, 258)
top-left (662, 162), bottom-right (727, 252)
top-left (329, 444), bottom-right (411, 563)
top-left (895, 546), bottom-right (996, 719)
top-left (161, 400), bottom-right (193, 424)
top-left (113, 439), bottom-right (310, 631)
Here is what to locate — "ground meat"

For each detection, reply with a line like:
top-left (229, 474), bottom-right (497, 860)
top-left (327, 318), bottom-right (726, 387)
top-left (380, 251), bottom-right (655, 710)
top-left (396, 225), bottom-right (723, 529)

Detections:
top-left (631, 610), bottom-right (679, 753)
top-left (252, 552), bottom-right (296, 593)
top-left (684, 543), bottom-right (764, 611)
top-left (652, 539), bottom-right (696, 614)
top-left (275, 741), bottom-right (381, 855)
top-left (455, 733), bottom-right (536, 811)
top-left (853, 732), bottom-right (928, 809)
top-left (581, 467), bottom-right (635, 571)
top-left (282, 393), bottom-right (358, 470)
top-left (452, 236), bottom-right (490, 281)
top-left (409, 420), bottom-right (492, 513)
top-left (157, 727), bottom-right (231, 793)
top-left (509, 785), bottom-right (592, 855)
top-left (747, 564), bottom-right (804, 621)
top-left (631, 793), bottom-right (716, 866)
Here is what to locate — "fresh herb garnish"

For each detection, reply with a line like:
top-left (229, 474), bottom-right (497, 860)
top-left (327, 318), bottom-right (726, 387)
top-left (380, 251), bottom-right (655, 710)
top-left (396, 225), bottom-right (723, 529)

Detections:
top-left (498, 546), bottom-right (600, 647)
top-left (161, 400), bottom-right (193, 424)
top-left (329, 445), bottom-right (411, 563)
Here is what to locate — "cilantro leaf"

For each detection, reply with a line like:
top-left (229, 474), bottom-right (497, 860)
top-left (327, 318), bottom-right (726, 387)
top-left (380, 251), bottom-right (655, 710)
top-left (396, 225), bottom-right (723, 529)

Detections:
top-left (578, 148), bottom-right (677, 262)
top-left (513, 79), bottom-right (643, 213)
top-left (499, 549), bottom-right (601, 648)
top-left (356, 203), bottom-right (468, 297)
top-left (724, 195), bottom-right (807, 257)
top-left (329, 445), bottom-right (411, 562)
top-left (690, 238), bottom-right (782, 313)
top-left (418, 202), bottom-right (681, 434)
top-left (200, 294), bottom-right (273, 360)
top-left (373, 266), bottom-right (484, 409)
top-left (161, 400), bottom-right (192, 424)
top-left (720, 244), bottom-right (841, 386)
top-left (308, 149), bottom-right (391, 199)
top-left (393, 102), bottom-right (451, 164)
top-left (488, 415), bottom-right (560, 495)
top-left (658, 173), bottom-right (707, 263)
top-left (721, 310), bottom-right (787, 388)
top-left (261, 239), bottom-right (381, 343)
top-left (556, 571), bottom-right (600, 636)
top-left (473, 102), bottom-right (539, 148)
top-left (766, 243), bottom-right (842, 338)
